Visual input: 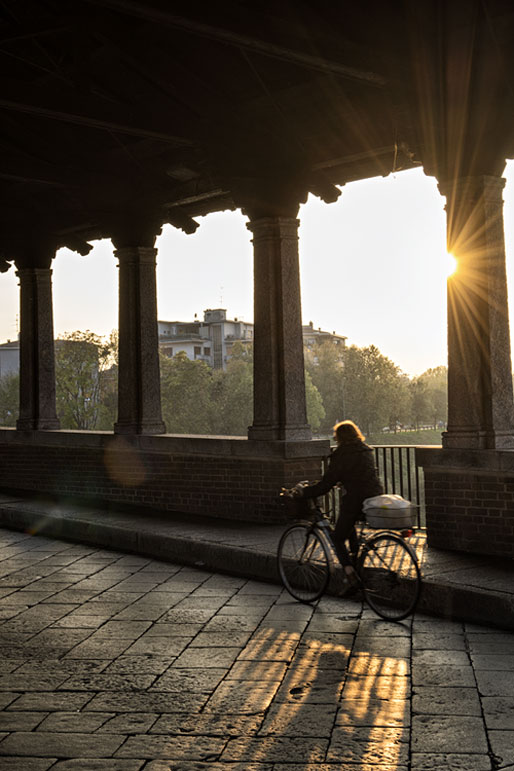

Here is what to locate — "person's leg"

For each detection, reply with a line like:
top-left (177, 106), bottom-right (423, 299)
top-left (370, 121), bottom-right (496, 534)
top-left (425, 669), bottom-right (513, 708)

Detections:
top-left (333, 493), bottom-right (362, 569)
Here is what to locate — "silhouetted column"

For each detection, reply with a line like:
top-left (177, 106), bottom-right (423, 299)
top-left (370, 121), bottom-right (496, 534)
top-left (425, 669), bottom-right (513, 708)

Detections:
top-left (16, 266), bottom-right (60, 430)
top-left (247, 216), bottom-right (311, 441)
top-left (440, 175), bottom-right (514, 449)
top-left (114, 246), bottom-right (166, 434)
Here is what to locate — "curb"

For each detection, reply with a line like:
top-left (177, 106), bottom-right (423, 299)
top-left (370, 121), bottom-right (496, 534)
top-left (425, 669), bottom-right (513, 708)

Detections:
top-left (0, 501), bottom-right (513, 629)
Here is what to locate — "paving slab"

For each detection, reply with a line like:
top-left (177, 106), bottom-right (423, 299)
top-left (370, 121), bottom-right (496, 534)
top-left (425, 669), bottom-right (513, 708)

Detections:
top-left (1, 492), bottom-right (514, 629)
top-left (0, 525), bottom-right (513, 768)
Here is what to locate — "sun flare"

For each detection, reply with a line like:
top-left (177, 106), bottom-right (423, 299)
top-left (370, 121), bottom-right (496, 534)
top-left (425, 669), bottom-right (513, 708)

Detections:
top-left (445, 252), bottom-right (458, 277)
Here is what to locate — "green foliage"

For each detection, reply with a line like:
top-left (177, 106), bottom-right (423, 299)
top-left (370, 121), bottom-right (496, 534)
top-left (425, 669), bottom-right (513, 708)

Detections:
top-left (0, 372), bottom-right (18, 425)
top-left (367, 428), bottom-right (443, 446)
top-left (160, 351), bottom-right (214, 434)
top-left (43, 326), bottom-right (448, 440)
top-left (305, 369), bottom-right (325, 432)
top-left (416, 365), bottom-right (448, 428)
top-left (158, 341), bottom-right (325, 437)
top-left (55, 330), bottom-right (117, 430)
top-left (342, 345), bottom-right (404, 435)
top-left (305, 341), bottom-right (344, 432)
top-left (409, 378), bottom-right (430, 429)
top-left (209, 354), bottom-right (253, 436)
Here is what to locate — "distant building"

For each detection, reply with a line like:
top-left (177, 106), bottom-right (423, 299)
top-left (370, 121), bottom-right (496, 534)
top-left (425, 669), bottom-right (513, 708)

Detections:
top-left (158, 309), bottom-right (254, 370)
top-left (158, 310), bottom-right (346, 370)
top-left (0, 340), bottom-right (19, 379)
top-left (302, 321), bottom-right (347, 350)
top-left (0, 337), bottom-right (101, 380)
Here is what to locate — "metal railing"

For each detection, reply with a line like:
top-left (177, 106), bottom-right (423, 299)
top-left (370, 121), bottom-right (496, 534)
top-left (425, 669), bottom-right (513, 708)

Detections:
top-left (324, 445), bottom-right (425, 529)
top-left (373, 445), bottom-right (425, 527)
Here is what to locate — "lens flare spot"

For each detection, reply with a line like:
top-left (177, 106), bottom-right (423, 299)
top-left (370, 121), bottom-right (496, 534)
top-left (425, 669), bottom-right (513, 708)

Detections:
top-left (104, 437), bottom-right (146, 487)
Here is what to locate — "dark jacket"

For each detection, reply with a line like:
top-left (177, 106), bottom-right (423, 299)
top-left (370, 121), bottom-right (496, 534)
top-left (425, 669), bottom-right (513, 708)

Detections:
top-left (302, 439), bottom-right (384, 500)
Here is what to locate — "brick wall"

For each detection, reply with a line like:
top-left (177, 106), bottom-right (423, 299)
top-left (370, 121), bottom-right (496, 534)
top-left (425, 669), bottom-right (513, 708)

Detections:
top-left (417, 447), bottom-right (514, 558)
top-left (0, 431), bottom-right (329, 524)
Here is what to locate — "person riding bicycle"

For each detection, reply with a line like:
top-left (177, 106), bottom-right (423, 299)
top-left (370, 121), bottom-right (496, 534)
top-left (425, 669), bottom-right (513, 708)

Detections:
top-left (299, 420), bottom-right (384, 577)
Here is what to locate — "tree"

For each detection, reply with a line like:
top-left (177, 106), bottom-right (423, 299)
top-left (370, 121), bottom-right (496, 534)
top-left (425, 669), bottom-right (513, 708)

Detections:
top-left (305, 369), bottom-right (325, 433)
top-left (160, 351), bottom-right (214, 434)
top-left (343, 344), bottom-right (405, 435)
top-left (55, 331), bottom-right (104, 429)
top-left (416, 365), bottom-right (447, 428)
top-left (305, 341), bottom-right (345, 433)
top-left (409, 378), bottom-right (430, 429)
top-left (209, 345), bottom-right (253, 436)
top-left (96, 330), bottom-right (119, 430)
top-left (208, 341), bottom-right (325, 436)
top-left (0, 372), bottom-right (18, 426)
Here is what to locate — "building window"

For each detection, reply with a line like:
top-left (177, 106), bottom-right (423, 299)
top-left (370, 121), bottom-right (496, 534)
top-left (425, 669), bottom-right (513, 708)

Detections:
top-left (167, 347), bottom-right (173, 357)
top-left (194, 346), bottom-right (202, 357)
top-left (204, 347), bottom-right (211, 356)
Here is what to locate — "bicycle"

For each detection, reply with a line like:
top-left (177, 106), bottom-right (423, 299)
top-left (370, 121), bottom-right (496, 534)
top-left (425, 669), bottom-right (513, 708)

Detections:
top-left (277, 491), bottom-right (422, 621)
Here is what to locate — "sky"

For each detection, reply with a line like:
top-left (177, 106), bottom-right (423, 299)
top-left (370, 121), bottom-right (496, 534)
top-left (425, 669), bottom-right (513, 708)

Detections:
top-left (2, 161), bottom-right (514, 377)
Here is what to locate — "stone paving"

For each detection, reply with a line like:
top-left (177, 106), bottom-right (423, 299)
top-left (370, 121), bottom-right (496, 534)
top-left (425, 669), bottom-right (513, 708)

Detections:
top-left (0, 527), bottom-right (513, 770)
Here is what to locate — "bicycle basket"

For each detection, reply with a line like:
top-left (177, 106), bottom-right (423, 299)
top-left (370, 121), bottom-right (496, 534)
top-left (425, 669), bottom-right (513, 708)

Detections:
top-left (280, 493), bottom-right (316, 519)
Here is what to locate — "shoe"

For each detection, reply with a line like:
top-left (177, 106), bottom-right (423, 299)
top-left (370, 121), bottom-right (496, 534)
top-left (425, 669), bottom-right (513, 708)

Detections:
top-left (340, 569), bottom-right (360, 597)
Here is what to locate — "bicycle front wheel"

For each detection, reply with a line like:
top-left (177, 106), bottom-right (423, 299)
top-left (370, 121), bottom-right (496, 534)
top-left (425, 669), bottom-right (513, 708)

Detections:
top-left (277, 523), bottom-right (331, 603)
top-left (358, 532), bottom-right (421, 620)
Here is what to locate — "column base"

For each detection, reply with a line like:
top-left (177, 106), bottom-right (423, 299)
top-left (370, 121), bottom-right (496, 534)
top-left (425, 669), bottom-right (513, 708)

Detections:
top-left (114, 420), bottom-right (166, 435)
top-left (248, 424), bottom-right (312, 441)
top-left (443, 428), bottom-right (514, 449)
top-left (16, 418), bottom-right (60, 431)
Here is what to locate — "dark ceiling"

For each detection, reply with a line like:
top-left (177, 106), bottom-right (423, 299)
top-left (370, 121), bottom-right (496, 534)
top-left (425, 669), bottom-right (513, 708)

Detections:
top-left (1, 0), bottom-right (514, 263)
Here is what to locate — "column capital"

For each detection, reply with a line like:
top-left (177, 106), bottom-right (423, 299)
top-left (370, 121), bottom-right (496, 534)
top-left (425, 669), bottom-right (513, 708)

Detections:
top-left (13, 246), bottom-right (56, 271)
top-left (113, 246), bottom-right (158, 265)
top-left (232, 176), bottom-right (307, 221)
top-left (246, 216), bottom-right (300, 239)
top-left (110, 210), bottom-right (162, 250)
top-left (437, 174), bottom-right (506, 202)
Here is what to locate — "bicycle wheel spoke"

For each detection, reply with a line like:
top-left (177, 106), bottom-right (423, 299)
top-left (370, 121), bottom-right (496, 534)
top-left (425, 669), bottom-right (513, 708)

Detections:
top-left (359, 533), bottom-right (421, 620)
top-left (277, 524), bottom-right (331, 603)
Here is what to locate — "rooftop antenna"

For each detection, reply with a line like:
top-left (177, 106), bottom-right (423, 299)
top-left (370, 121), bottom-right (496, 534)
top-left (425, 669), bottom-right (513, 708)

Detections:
top-left (219, 286), bottom-right (224, 306)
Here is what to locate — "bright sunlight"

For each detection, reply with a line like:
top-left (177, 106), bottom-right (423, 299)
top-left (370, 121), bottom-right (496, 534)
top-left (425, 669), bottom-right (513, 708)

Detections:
top-left (445, 253), bottom-right (458, 277)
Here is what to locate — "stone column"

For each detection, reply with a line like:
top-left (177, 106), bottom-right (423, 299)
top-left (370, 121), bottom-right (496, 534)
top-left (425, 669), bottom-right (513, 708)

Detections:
top-left (439, 175), bottom-right (514, 449)
top-left (16, 266), bottom-right (60, 430)
top-left (246, 216), bottom-right (311, 441)
top-left (114, 246), bottom-right (166, 434)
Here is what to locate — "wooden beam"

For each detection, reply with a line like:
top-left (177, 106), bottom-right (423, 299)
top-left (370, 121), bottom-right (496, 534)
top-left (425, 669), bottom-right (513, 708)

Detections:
top-left (0, 78), bottom-right (196, 146)
top-left (0, 20), bottom-right (71, 44)
top-left (84, 0), bottom-right (387, 86)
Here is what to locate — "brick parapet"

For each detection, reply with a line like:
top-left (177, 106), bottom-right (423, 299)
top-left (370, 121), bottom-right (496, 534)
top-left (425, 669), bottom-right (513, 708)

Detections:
top-left (417, 447), bottom-right (514, 558)
top-left (0, 429), bottom-right (329, 524)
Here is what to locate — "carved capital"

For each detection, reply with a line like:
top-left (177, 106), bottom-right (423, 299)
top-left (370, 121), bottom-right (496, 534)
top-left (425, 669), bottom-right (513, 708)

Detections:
top-left (114, 246), bottom-right (158, 267)
top-left (14, 247), bottom-right (55, 271)
top-left (246, 216), bottom-right (300, 242)
top-left (231, 176), bottom-right (307, 220)
top-left (110, 210), bottom-right (162, 249)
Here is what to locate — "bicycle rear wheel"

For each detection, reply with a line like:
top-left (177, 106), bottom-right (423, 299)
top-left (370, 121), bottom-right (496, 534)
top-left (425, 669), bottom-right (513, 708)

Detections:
top-left (358, 532), bottom-right (421, 620)
top-left (277, 523), bottom-right (331, 603)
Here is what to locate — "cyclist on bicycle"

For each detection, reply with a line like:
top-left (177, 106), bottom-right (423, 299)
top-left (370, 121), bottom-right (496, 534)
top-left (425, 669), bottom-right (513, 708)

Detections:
top-left (298, 420), bottom-right (383, 579)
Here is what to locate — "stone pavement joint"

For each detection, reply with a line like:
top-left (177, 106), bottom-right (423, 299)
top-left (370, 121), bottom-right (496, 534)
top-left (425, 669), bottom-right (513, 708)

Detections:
top-left (0, 526), bottom-right (513, 769)
top-left (0, 492), bottom-right (513, 629)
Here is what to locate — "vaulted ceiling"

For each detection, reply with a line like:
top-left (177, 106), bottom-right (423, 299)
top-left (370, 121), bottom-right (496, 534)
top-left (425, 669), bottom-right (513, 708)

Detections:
top-left (1, 0), bottom-right (514, 264)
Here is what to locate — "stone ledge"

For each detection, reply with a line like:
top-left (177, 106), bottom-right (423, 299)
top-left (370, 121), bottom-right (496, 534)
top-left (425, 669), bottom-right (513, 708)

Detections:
top-left (0, 428), bottom-right (330, 460)
top-left (417, 447), bottom-right (514, 475)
